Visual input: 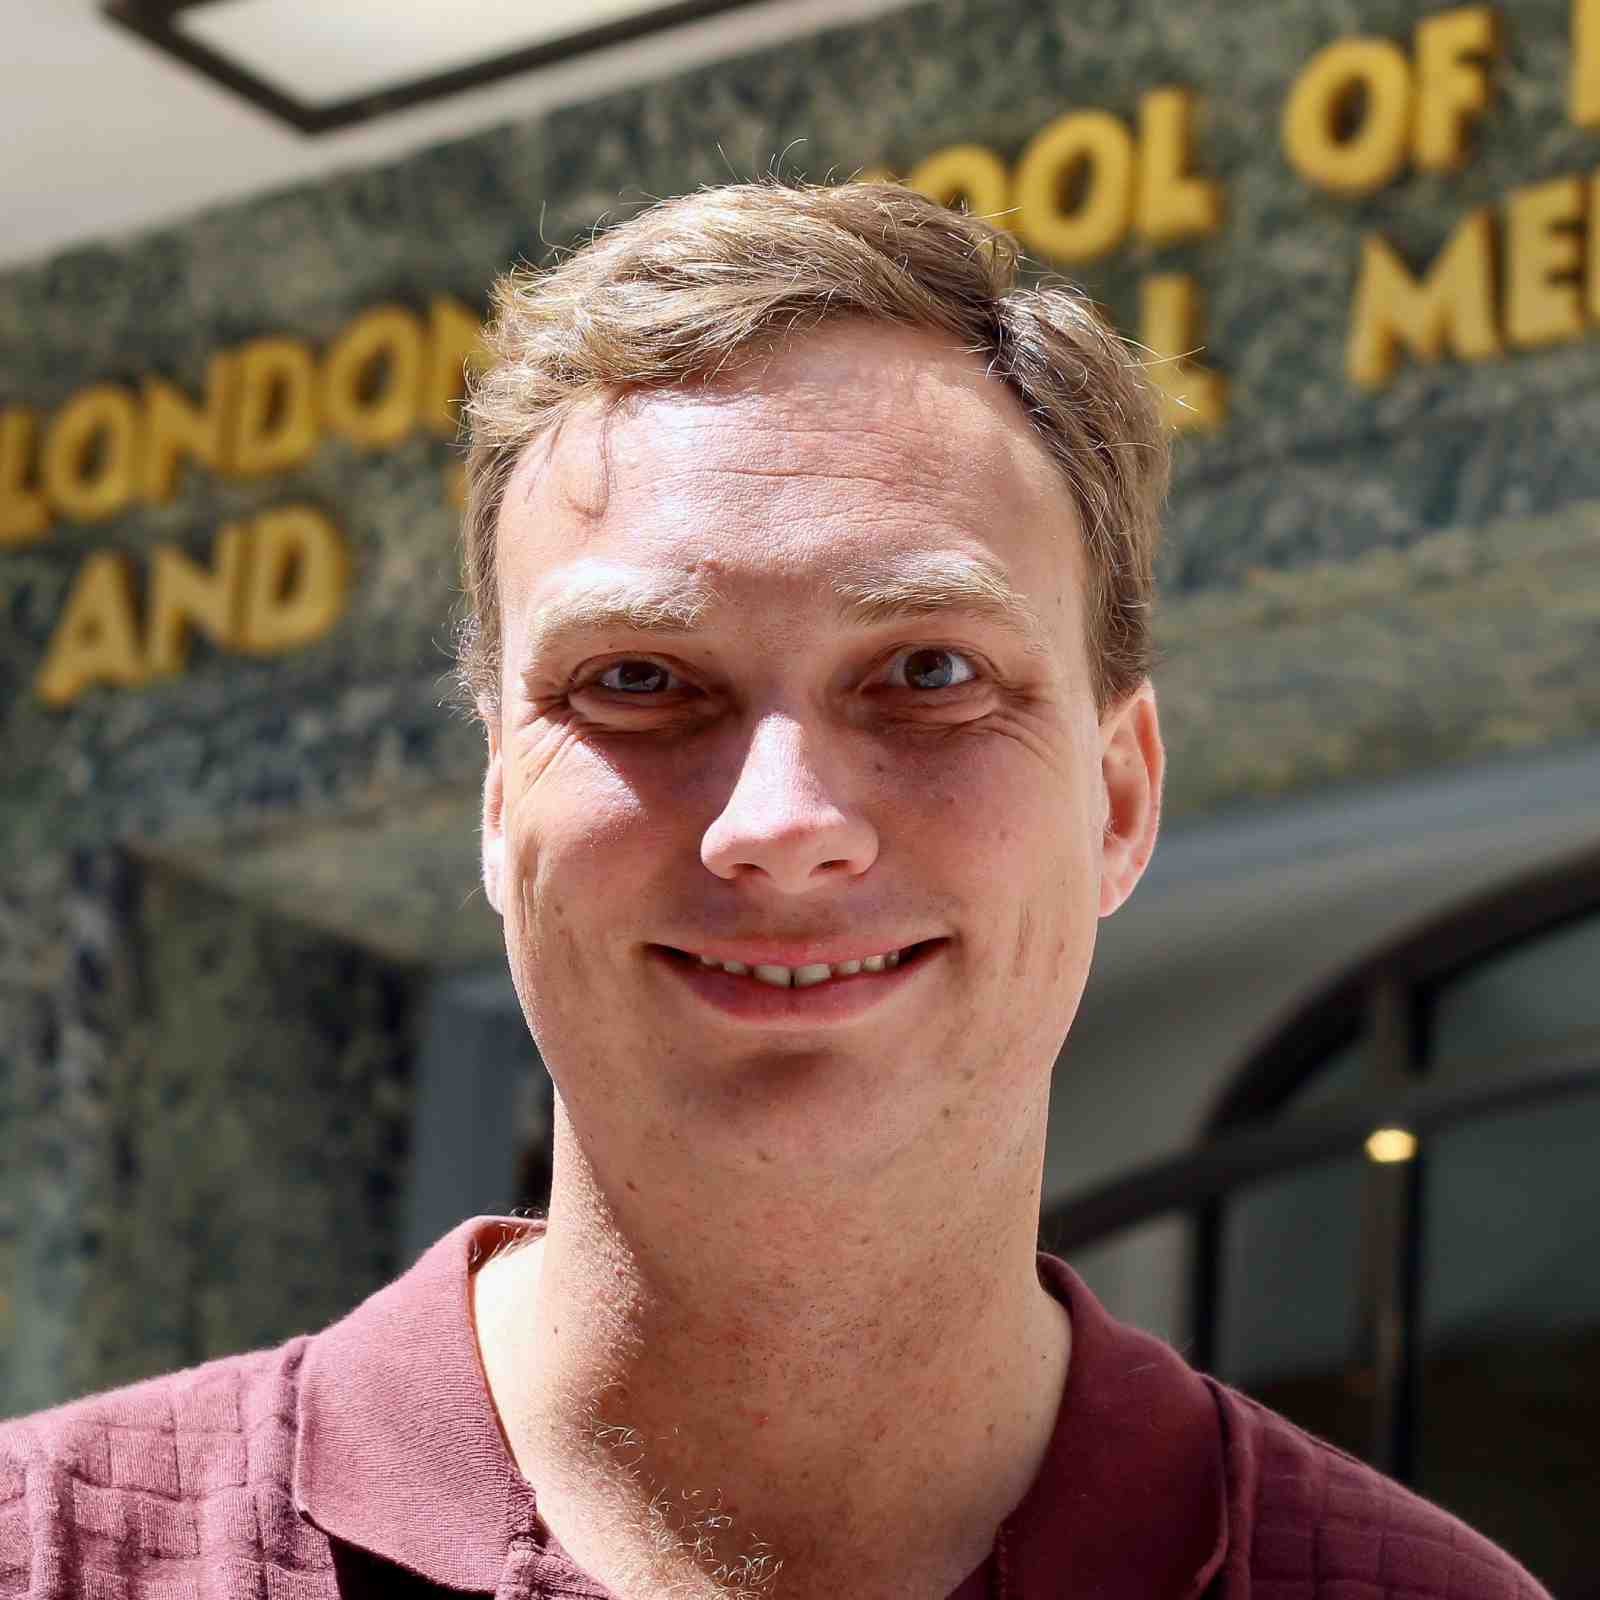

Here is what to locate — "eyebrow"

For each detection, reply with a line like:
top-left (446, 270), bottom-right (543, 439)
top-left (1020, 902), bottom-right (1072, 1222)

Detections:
top-left (521, 579), bottom-right (714, 667)
top-left (832, 555), bottom-right (1052, 656)
top-left (520, 554), bottom-right (1053, 671)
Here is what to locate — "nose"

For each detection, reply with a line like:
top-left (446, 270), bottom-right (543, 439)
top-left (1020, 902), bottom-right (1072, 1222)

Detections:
top-left (701, 714), bottom-right (879, 892)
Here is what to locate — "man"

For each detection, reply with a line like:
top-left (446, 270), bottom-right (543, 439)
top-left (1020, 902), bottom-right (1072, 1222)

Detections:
top-left (0, 182), bottom-right (1547, 1598)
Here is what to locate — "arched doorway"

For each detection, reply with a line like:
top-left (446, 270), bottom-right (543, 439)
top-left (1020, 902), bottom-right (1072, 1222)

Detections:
top-left (1043, 842), bottom-right (1600, 1595)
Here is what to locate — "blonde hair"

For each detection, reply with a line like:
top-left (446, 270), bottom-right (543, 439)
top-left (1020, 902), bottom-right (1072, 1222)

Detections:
top-left (456, 179), bottom-right (1168, 716)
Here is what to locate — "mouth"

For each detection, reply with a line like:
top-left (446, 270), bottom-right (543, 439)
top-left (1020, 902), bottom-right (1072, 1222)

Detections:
top-left (656, 938), bottom-right (944, 988)
top-left (648, 938), bottom-right (948, 1022)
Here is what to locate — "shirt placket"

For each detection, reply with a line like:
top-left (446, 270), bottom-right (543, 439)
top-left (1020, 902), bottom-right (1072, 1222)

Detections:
top-left (493, 1534), bottom-right (547, 1599)
top-left (496, 1531), bottom-right (620, 1600)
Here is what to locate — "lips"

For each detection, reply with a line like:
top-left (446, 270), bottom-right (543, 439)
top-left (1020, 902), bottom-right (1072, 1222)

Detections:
top-left (683, 944), bottom-right (918, 987)
top-left (650, 939), bottom-right (946, 1020)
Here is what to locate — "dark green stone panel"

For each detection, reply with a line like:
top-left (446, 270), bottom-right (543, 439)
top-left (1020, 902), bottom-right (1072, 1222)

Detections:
top-left (0, 855), bottom-right (415, 1417)
top-left (3, 0), bottom-right (1600, 857)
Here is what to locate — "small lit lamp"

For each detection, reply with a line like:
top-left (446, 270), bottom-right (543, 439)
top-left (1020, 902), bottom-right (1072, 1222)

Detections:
top-left (1364, 1126), bottom-right (1418, 1164)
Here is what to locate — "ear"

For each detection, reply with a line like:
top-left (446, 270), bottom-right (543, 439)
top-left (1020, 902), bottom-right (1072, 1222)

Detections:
top-left (1097, 680), bottom-right (1164, 918)
top-left (480, 706), bottom-right (506, 918)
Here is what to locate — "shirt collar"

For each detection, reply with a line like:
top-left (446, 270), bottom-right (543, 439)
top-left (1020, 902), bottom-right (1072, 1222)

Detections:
top-left (1007, 1255), bottom-right (1228, 1599)
top-left (293, 1216), bottom-right (541, 1591)
top-left (294, 1216), bottom-right (1227, 1597)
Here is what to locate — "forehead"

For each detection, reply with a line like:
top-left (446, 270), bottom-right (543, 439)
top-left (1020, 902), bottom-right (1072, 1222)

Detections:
top-left (494, 322), bottom-right (1081, 624)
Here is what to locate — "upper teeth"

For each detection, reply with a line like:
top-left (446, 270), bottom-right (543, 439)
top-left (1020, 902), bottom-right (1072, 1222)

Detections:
top-left (696, 949), bottom-right (906, 987)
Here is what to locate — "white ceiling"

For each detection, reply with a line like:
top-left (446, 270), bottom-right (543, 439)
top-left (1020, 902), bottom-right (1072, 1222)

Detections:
top-left (0, 0), bottom-right (920, 273)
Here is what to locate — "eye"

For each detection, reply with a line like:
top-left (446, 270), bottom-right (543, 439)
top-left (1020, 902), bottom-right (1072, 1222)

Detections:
top-left (884, 647), bottom-right (979, 690)
top-left (593, 659), bottom-right (681, 694)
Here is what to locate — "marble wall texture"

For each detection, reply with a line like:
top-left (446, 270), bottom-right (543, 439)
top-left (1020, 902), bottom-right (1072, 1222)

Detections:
top-left (0, 854), bottom-right (414, 1414)
top-left (3, 0), bottom-right (1599, 1407)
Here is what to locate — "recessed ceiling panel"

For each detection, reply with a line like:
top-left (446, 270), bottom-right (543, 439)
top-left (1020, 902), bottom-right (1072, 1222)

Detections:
top-left (176, 0), bottom-right (701, 107)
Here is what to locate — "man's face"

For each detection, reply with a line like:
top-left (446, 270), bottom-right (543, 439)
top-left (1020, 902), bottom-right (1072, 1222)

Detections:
top-left (482, 322), bottom-right (1160, 1182)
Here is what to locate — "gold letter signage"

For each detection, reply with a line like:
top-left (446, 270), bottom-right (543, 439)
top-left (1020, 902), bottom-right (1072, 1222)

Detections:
top-left (36, 506), bottom-right (350, 706)
top-left (22, 2), bottom-right (1600, 709)
top-left (891, 88), bottom-right (1225, 431)
top-left (10, 295), bottom-right (487, 706)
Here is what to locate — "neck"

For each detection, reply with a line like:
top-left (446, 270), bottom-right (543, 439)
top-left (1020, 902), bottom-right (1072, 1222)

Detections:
top-left (475, 1097), bottom-right (1070, 1596)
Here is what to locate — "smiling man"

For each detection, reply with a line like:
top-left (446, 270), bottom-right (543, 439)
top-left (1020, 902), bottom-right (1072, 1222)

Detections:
top-left (466, 315), bottom-right (1119, 1600)
top-left (0, 182), bottom-right (1548, 1599)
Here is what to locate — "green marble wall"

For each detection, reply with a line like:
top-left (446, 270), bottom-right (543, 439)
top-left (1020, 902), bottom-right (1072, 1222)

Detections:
top-left (3, 0), bottom-right (1599, 1407)
top-left (5, 0), bottom-right (1600, 866)
top-left (0, 855), bottom-right (414, 1415)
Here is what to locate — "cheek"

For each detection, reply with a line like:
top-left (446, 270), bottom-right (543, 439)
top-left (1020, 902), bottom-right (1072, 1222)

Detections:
top-left (509, 731), bottom-right (664, 857)
top-left (503, 739), bottom-right (665, 947)
top-left (929, 729), bottom-right (1100, 1007)
top-left (903, 725), bottom-right (1097, 875)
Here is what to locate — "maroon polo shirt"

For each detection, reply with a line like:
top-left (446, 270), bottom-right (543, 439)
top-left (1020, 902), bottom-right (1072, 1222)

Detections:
top-left (0, 1215), bottom-right (1549, 1597)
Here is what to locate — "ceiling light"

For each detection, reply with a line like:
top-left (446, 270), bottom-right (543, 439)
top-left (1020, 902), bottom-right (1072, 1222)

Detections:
top-left (103, 0), bottom-right (770, 135)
